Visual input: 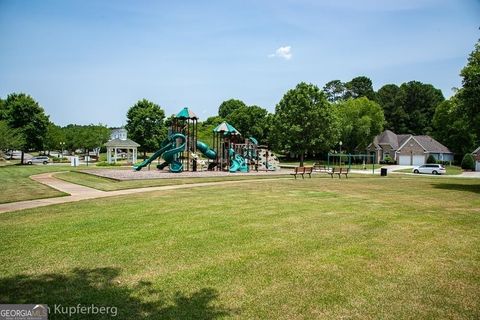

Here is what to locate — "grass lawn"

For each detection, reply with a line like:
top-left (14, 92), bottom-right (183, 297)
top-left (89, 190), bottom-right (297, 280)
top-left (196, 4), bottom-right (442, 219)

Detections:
top-left (0, 165), bottom-right (75, 204)
top-left (55, 171), bottom-right (291, 191)
top-left (0, 176), bottom-right (479, 319)
top-left (397, 165), bottom-right (463, 175)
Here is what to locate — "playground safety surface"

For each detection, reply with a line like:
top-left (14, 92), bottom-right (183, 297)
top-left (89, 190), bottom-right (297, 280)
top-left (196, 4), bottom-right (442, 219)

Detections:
top-left (82, 168), bottom-right (291, 181)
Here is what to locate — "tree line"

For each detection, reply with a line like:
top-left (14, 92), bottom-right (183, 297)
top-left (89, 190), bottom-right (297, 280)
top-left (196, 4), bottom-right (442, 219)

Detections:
top-left (1, 39), bottom-right (478, 165)
top-left (0, 93), bottom-right (109, 163)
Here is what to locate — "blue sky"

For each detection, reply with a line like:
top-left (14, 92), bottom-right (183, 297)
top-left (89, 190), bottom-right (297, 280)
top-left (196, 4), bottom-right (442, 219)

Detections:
top-left (0, 0), bottom-right (479, 126)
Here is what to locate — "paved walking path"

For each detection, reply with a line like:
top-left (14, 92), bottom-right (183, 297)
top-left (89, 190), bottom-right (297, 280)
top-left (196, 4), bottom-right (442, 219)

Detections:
top-left (0, 172), bottom-right (285, 214)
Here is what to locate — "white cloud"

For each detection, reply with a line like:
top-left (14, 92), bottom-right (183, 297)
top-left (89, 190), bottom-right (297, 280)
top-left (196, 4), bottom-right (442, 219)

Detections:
top-left (268, 46), bottom-right (292, 60)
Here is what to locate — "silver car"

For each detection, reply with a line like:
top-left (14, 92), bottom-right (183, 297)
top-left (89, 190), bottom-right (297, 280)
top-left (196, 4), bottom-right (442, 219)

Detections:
top-left (412, 164), bottom-right (446, 175)
top-left (26, 156), bottom-right (50, 165)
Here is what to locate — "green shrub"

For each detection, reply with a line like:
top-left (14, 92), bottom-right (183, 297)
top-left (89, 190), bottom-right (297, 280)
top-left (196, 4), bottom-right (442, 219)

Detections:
top-left (426, 154), bottom-right (437, 164)
top-left (380, 155), bottom-right (395, 165)
top-left (460, 153), bottom-right (475, 170)
top-left (436, 160), bottom-right (451, 165)
top-left (96, 161), bottom-right (122, 167)
top-left (52, 157), bottom-right (69, 163)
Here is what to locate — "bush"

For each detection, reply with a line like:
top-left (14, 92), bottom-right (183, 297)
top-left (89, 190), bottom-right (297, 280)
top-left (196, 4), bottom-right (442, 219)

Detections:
top-left (379, 155), bottom-right (395, 165)
top-left (426, 154), bottom-right (437, 164)
top-left (460, 153), bottom-right (475, 170)
top-left (436, 160), bottom-right (451, 166)
top-left (52, 157), bottom-right (69, 163)
top-left (96, 161), bottom-right (122, 167)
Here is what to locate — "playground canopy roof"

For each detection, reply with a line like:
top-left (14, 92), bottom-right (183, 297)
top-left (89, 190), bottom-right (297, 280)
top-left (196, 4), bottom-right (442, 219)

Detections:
top-left (176, 107), bottom-right (198, 119)
top-left (214, 121), bottom-right (240, 135)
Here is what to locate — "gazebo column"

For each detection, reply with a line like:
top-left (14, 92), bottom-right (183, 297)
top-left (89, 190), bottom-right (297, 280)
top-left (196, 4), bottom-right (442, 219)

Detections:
top-left (107, 147), bottom-right (111, 164)
top-left (114, 147), bottom-right (117, 163)
top-left (133, 148), bottom-right (137, 163)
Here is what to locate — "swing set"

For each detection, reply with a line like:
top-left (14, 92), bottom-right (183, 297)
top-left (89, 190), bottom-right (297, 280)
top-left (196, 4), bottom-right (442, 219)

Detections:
top-left (327, 153), bottom-right (376, 174)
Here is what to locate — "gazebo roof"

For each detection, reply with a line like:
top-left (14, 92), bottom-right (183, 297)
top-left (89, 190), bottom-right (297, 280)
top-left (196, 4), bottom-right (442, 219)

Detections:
top-left (176, 107), bottom-right (198, 119)
top-left (213, 121), bottom-right (240, 135)
top-left (104, 138), bottom-right (140, 148)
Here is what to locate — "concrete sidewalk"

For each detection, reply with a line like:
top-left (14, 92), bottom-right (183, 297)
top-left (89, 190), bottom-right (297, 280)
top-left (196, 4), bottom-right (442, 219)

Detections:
top-left (0, 172), bottom-right (285, 214)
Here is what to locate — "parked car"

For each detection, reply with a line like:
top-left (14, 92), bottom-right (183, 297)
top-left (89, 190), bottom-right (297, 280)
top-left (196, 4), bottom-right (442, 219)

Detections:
top-left (26, 156), bottom-right (50, 165)
top-left (412, 164), bottom-right (446, 175)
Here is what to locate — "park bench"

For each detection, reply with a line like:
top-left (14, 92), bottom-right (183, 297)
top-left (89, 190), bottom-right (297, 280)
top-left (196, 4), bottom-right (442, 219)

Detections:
top-left (290, 166), bottom-right (313, 179)
top-left (335, 167), bottom-right (350, 179)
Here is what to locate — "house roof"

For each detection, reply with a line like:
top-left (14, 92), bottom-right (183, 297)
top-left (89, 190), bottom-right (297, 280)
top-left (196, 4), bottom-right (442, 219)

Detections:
top-left (414, 135), bottom-right (452, 153)
top-left (472, 146), bottom-right (480, 154)
top-left (376, 129), bottom-right (399, 149)
top-left (370, 130), bottom-right (453, 154)
top-left (104, 138), bottom-right (140, 147)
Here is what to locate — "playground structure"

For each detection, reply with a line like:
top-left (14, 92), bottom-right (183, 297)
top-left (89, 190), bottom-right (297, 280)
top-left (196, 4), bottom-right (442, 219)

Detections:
top-left (133, 107), bottom-right (280, 173)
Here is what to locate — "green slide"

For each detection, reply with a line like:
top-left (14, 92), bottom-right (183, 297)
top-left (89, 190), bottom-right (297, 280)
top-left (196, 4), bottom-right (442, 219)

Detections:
top-left (162, 133), bottom-right (186, 173)
top-left (133, 133), bottom-right (186, 172)
top-left (196, 140), bottom-right (217, 159)
top-left (133, 138), bottom-right (170, 171)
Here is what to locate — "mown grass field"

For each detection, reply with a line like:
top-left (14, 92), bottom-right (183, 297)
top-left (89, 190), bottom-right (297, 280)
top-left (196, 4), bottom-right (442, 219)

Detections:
top-left (55, 171), bottom-right (290, 191)
top-left (0, 165), bottom-right (75, 203)
top-left (0, 175), bottom-right (479, 319)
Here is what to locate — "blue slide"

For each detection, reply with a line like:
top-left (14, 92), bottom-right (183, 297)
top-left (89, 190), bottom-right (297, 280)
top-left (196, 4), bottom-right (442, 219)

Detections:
top-left (133, 133), bottom-right (186, 172)
top-left (229, 148), bottom-right (248, 173)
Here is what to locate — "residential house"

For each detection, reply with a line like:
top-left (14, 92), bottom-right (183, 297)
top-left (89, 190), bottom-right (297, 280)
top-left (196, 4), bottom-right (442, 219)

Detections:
top-left (367, 130), bottom-right (453, 165)
top-left (473, 146), bottom-right (480, 171)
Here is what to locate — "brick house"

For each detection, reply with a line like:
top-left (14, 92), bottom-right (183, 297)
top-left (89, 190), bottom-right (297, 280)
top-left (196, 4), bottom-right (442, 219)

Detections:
top-left (367, 130), bottom-right (453, 165)
top-left (473, 146), bottom-right (480, 171)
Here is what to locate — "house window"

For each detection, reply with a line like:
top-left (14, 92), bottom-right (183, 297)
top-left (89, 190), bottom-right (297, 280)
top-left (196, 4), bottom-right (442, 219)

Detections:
top-left (383, 151), bottom-right (390, 160)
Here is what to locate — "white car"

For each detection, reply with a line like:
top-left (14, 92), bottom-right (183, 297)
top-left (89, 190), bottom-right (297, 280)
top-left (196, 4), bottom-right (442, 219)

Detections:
top-left (26, 156), bottom-right (50, 165)
top-left (412, 164), bottom-right (446, 175)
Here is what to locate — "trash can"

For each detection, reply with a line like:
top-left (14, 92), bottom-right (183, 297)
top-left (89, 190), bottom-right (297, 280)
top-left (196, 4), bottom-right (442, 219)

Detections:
top-left (381, 168), bottom-right (388, 176)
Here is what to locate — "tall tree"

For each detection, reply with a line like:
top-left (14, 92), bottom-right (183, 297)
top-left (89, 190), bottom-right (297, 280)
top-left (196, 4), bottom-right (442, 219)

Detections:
top-left (397, 81), bottom-right (444, 135)
top-left (226, 105), bottom-right (269, 143)
top-left (218, 99), bottom-right (246, 118)
top-left (376, 84), bottom-right (402, 130)
top-left (323, 80), bottom-right (347, 103)
top-left (125, 99), bottom-right (166, 159)
top-left (0, 98), bottom-right (7, 120)
top-left (345, 76), bottom-right (376, 101)
top-left (0, 120), bottom-right (25, 156)
top-left (3, 93), bottom-right (49, 163)
top-left (336, 97), bottom-right (385, 152)
top-left (457, 39), bottom-right (480, 144)
top-left (63, 124), bottom-right (109, 154)
top-left (44, 123), bottom-right (66, 154)
top-left (432, 98), bottom-right (475, 156)
top-left (275, 82), bottom-right (339, 166)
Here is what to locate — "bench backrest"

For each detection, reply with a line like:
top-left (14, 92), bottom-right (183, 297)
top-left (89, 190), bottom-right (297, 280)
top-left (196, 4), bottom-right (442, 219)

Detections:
top-left (295, 166), bottom-right (306, 174)
top-left (304, 166), bottom-right (313, 173)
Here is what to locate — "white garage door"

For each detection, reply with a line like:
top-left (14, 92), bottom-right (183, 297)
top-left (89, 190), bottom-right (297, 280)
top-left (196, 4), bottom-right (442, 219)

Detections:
top-left (412, 155), bottom-right (425, 166)
top-left (476, 161), bottom-right (480, 172)
top-left (398, 155), bottom-right (425, 165)
top-left (398, 155), bottom-right (410, 165)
